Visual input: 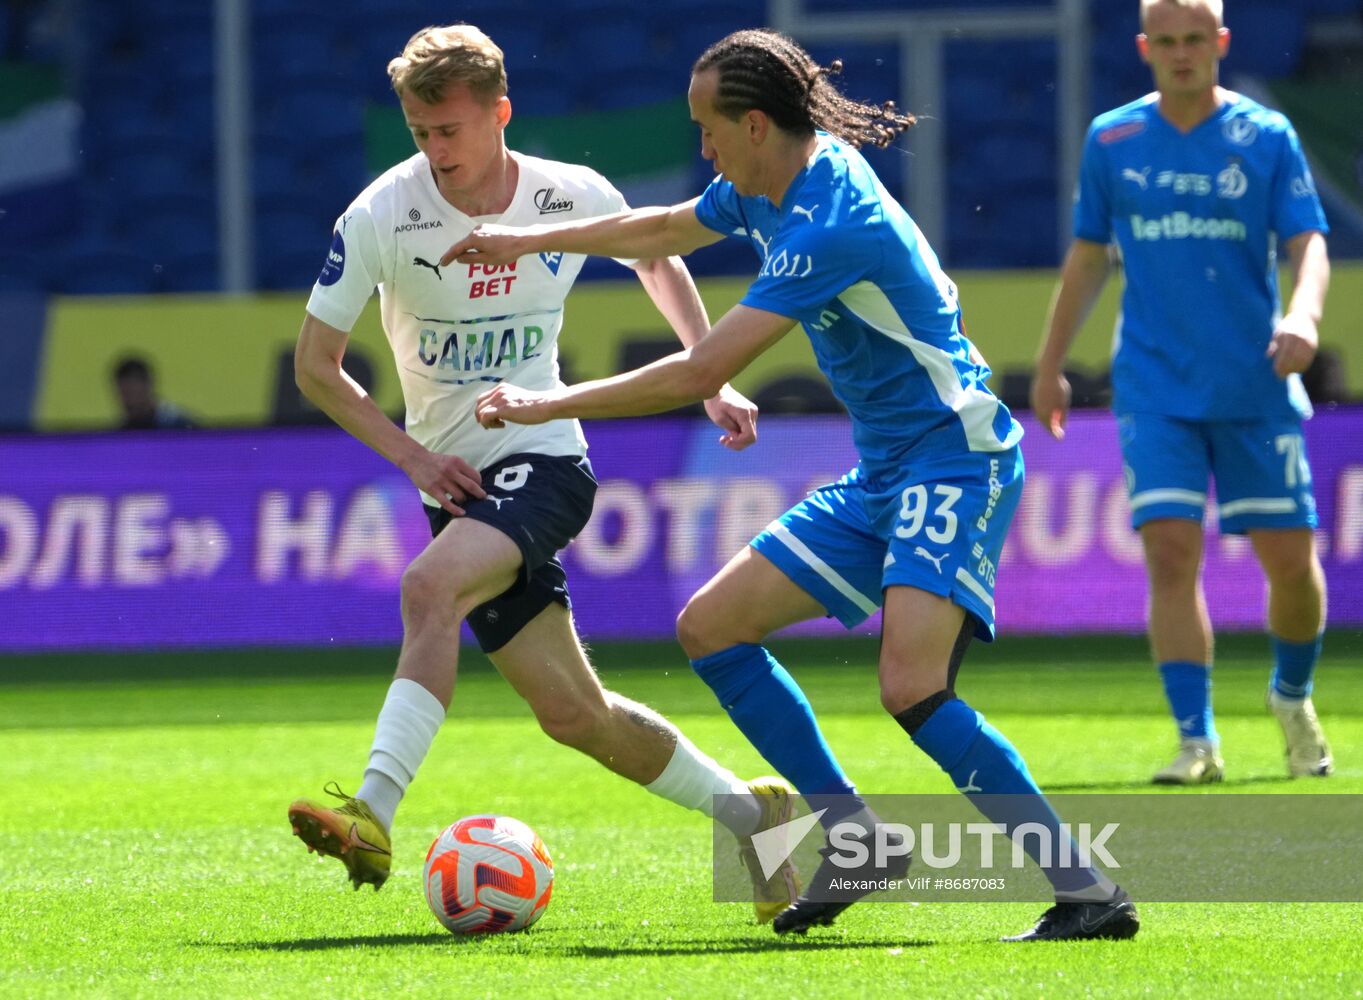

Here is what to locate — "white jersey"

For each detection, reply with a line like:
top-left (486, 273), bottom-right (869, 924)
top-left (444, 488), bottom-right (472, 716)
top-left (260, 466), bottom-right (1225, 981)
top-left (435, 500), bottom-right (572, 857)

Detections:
top-left (306, 150), bottom-right (634, 503)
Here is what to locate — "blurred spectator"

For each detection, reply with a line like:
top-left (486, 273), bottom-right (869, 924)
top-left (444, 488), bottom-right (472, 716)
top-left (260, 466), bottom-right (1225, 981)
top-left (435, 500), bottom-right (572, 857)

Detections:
top-left (1302, 344), bottom-right (1350, 403)
top-left (111, 355), bottom-right (196, 429)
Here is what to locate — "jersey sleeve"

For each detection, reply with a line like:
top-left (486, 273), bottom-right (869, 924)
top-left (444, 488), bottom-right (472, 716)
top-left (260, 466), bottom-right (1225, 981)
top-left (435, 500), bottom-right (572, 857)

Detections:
top-left (592, 172), bottom-right (641, 269)
top-left (304, 203), bottom-right (385, 333)
top-left (693, 175), bottom-right (746, 237)
top-left (1073, 123), bottom-right (1113, 244)
top-left (739, 220), bottom-right (875, 324)
top-left (1270, 123), bottom-right (1329, 242)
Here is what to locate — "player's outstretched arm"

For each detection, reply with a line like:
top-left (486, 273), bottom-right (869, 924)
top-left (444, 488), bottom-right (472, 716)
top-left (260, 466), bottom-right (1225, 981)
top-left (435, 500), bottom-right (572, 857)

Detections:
top-left (476, 305), bottom-right (795, 428)
top-left (1031, 239), bottom-right (1112, 440)
top-left (440, 199), bottom-right (723, 269)
top-left (632, 255), bottom-right (759, 451)
top-left (295, 313), bottom-right (484, 515)
top-left (1269, 230), bottom-right (1329, 378)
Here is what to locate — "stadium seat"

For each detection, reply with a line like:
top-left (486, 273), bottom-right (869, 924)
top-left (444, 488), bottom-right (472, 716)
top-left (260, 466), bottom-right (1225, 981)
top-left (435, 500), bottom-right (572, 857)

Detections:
top-left (157, 251), bottom-right (220, 294)
top-left (559, 14), bottom-right (661, 77)
top-left (106, 145), bottom-right (206, 204)
top-left (132, 198), bottom-right (217, 266)
top-left (254, 28), bottom-right (344, 88)
top-left (0, 253), bottom-right (48, 293)
top-left (508, 66), bottom-right (579, 117)
top-left (1223, 2), bottom-right (1304, 78)
top-left (56, 249), bottom-right (161, 295)
top-left (581, 69), bottom-right (679, 111)
top-left (257, 79), bottom-right (364, 144)
top-left (255, 204), bottom-right (335, 290)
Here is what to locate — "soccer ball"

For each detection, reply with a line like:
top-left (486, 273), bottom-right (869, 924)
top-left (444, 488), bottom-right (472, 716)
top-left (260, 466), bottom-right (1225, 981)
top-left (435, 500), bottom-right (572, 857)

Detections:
top-left (423, 814), bottom-right (554, 935)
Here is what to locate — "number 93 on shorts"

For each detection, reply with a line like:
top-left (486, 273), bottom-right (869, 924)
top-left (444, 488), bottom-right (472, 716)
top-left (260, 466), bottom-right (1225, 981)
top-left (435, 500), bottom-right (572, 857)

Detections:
top-left (750, 448), bottom-right (1023, 640)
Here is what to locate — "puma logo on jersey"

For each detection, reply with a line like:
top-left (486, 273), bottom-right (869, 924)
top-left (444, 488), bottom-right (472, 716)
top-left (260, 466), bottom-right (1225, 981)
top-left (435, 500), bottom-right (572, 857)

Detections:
top-left (1121, 166), bottom-right (1151, 190)
top-left (413, 256), bottom-right (443, 280)
top-left (750, 228), bottom-right (772, 258)
top-left (790, 203), bottom-right (818, 222)
top-left (913, 546), bottom-right (947, 573)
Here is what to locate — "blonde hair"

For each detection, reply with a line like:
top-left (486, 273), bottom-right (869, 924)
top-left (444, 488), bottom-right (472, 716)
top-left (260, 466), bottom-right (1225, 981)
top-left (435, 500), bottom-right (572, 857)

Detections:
top-left (387, 24), bottom-right (507, 105)
top-left (1140, 0), bottom-right (1224, 29)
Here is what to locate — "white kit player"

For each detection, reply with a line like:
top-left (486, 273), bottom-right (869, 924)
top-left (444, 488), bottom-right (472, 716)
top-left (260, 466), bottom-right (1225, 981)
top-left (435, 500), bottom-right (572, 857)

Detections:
top-left (285, 24), bottom-right (803, 925)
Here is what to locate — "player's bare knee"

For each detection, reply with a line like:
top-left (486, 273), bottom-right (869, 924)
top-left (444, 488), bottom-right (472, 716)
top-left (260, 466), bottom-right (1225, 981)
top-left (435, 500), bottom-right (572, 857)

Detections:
top-left (878, 669), bottom-right (942, 716)
top-left (534, 693), bottom-right (610, 749)
top-left (1142, 537), bottom-right (1200, 590)
top-left (676, 600), bottom-right (730, 659)
top-left (677, 595), bottom-right (757, 658)
top-left (400, 560), bottom-right (468, 631)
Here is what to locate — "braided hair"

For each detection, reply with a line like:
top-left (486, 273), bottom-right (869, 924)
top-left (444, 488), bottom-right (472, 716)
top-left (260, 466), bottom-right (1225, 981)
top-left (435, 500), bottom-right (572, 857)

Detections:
top-left (693, 29), bottom-right (914, 149)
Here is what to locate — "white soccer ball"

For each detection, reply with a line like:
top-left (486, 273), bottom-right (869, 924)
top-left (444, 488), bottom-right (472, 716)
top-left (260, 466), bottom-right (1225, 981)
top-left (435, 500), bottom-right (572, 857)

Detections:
top-left (423, 814), bottom-right (554, 935)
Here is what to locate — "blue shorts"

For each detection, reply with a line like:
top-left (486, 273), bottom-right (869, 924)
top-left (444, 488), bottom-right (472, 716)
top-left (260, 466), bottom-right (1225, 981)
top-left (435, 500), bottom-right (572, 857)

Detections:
top-left (1117, 414), bottom-right (1318, 534)
top-left (750, 448), bottom-right (1023, 640)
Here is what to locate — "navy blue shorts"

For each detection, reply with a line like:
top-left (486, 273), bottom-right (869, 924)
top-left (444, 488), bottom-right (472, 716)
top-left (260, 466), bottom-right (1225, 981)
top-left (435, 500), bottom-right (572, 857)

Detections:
top-left (424, 452), bottom-right (597, 653)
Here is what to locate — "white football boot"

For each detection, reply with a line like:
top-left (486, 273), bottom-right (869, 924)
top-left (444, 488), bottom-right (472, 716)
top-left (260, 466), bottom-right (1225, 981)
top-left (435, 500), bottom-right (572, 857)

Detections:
top-left (1268, 691), bottom-right (1333, 777)
top-left (1152, 738), bottom-right (1225, 785)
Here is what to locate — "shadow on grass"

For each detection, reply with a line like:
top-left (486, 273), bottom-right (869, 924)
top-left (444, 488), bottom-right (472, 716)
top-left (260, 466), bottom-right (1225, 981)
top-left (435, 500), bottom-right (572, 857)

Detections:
top-left (195, 933), bottom-right (932, 956)
top-left (1042, 774), bottom-right (1296, 792)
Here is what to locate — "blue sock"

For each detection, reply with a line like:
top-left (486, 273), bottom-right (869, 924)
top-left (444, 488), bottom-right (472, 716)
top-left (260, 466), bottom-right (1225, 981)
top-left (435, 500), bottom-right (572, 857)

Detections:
top-left (1159, 661), bottom-right (1217, 743)
top-left (1271, 634), bottom-right (1321, 700)
top-left (691, 644), bottom-right (861, 824)
top-left (909, 696), bottom-right (1108, 897)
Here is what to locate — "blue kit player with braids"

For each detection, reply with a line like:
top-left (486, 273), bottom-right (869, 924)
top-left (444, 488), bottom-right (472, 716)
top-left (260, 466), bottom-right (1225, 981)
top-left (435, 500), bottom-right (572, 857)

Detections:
top-left (444, 28), bottom-right (1138, 942)
top-left (1032, 0), bottom-right (1333, 784)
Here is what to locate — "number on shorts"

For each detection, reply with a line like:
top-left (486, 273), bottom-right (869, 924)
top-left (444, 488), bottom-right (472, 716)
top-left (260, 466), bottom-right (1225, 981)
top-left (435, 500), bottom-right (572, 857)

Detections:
top-left (1274, 434), bottom-right (1310, 488)
top-left (493, 463), bottom-right (532, 491)
top-left (895, 484), bottom-right (962, 543)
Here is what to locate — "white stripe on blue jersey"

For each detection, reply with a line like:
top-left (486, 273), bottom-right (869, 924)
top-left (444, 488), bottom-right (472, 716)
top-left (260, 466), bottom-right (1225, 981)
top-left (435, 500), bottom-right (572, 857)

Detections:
top-left (694, 134), bottom-right (1021, 484)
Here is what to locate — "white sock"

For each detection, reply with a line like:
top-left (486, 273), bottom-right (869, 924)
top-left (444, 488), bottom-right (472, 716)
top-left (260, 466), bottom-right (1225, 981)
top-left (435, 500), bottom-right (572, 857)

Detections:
top-left (356, 678), bottom-right (446, 831)
top-left (644, 732), bottom-right (761, 836)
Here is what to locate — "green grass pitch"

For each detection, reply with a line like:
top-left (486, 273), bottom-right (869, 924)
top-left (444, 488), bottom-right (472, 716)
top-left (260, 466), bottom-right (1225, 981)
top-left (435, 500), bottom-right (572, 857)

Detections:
top-left (3, 632), bottom-right (1361, 998)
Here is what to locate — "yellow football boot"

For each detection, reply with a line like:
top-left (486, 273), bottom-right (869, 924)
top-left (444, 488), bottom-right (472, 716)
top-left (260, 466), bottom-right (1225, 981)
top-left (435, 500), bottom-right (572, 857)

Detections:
top-left (288, 781), bottom-right (392, 890)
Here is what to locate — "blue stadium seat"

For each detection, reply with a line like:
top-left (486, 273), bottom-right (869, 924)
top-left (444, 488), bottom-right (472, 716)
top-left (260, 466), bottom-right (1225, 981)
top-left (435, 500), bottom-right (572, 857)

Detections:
top-left (1223, 2), bottom-right (1304, 78)
top-left (508, 67), bottom-right (579, 116)
top-left (57, 248), bottom-right (160, 295)
top-left (254, 27), bottom-right (345, 87)
top-left (107, 146), bottom-right (205, 204)
top-left (558, 14), bottom-right (660, 76)
top-left (158, 251), bottom-right (220, 294)
top-left (581, 69), bottom-right (679, 111)
top-left (0, 253), bottom-right (48, 294)
top-left (132, 198), bottom-right (217, 265)
top-left (482, 24), bottom-right (545, 62)
top-left (257, 81), bottom-right (364, 144)
top-left (255, 203), bottom-right (336, 290)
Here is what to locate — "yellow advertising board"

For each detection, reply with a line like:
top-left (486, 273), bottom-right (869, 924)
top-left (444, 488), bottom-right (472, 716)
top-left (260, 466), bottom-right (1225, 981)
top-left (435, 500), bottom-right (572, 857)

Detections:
top-left (34, 266), bottom-right (1360, 429)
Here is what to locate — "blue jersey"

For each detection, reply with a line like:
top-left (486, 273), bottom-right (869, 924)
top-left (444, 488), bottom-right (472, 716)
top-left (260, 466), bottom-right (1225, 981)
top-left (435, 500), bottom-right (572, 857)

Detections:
top-left (694, 134), bottom-right (1021, 485)
top-left (1075, 93), bottom-right (1328, 421)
